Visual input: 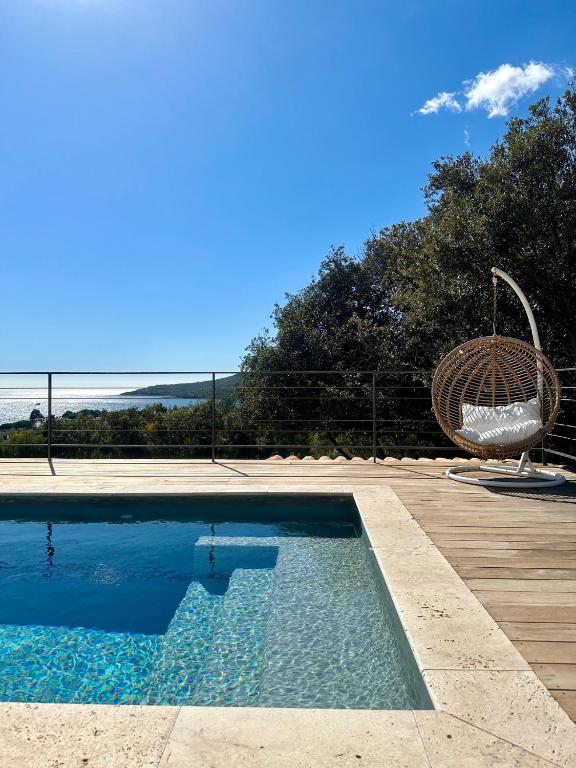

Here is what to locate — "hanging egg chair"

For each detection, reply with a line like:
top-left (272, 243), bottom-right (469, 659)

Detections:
top-left (431, 268), bottom-right (565, 487)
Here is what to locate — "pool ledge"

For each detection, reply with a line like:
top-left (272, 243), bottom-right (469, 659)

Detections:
top-left (1, 482), bottom-right (576, 767)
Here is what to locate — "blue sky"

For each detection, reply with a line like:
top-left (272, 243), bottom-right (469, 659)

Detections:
top-left (1, 0), bottom-right (574, 377)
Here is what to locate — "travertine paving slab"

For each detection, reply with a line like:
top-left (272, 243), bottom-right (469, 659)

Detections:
top-left (414, 711), bottom-right (558, 767)
top-left (0, 702), bottom-right (179, 768)
top-left (160, 707), bottom-right (430, 768)
top-left (355, 489), bottom-right (530, 672)
top-left (382, 579), bottom-right (530, 671)
top-left (422, 669), bottom-right (576, 767)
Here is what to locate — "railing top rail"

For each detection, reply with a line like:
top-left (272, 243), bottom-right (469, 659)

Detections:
top-left (0, 366), bottom-right (571, 375)
top-left (0, 369), bottom-right (438, 376)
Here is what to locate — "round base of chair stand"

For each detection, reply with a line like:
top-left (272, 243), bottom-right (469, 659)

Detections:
top-left (446, 452), bottom-right (566, 488)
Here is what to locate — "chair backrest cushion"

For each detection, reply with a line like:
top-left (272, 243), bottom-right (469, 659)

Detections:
top-left (461, 398), bottom-right (541, 432)
top-left (458, 398), bottom-right (543, 446)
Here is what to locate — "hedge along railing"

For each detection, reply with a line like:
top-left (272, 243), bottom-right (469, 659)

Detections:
top-left (0, 369), bottom-right (573, 466)
top-left (543, 367), bottom-right (576, 468)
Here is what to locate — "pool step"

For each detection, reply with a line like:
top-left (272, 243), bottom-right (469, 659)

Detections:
top-left (144, 580), bottom-right (224, 704)
top-left (192, 542), bottom-right (278, 577)
top-left (192, 568), bottom-right (274, 706)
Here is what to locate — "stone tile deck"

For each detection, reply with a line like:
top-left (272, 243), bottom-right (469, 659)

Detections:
top-left (1, 456), bottom-right (576, 767)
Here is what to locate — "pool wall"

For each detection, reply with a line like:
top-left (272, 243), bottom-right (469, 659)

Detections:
top-left (359, 530), bottom-right (432, 710)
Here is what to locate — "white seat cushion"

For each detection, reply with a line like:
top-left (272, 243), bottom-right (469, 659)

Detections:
top-left (456, 398), bottom-right (543, 446)
top-left (456, 419), bottom-right (543, 446)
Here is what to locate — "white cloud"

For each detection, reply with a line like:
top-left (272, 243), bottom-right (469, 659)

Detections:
top-left (464, 128), bottom-right (470, 147)
top-left (416, 61), bottom-right (570, 119)
top-left (464, 62), bottom-right (555, 117)
top-left (417, 91), bottom-right (462, 115)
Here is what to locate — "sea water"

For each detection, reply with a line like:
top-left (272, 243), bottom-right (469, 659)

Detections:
top-left (0, 388), bottom-right (198, 424)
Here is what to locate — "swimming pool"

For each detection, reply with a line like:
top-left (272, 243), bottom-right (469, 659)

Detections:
top-left (0, 495), bottom-right (431, 709)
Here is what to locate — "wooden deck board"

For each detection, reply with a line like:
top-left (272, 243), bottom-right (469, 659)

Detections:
top-left (450, 554), bottom-right (576, 567)
top-left (483, 605), bottom-right (576, 623)
top-left (467, 579), bottom-right (576, 592)
top-left (514, 641), bottom-right (576, 664)
top-left (438, 540), bottom-right (576, 549)
top-left (473, 591), bottom-right (576, 605)
top-left (442, 549), bottom-right (576, 559)
top-left (456, 567), bottom-right (576, 579)
top-left (500, 622), bottom-right (576, 641)
top-left (532, 664), bottom-right (576, 690)
top-left (427, 526), bottom-right (576, 535)
top-left (552, 691), bottom-right (576, 719)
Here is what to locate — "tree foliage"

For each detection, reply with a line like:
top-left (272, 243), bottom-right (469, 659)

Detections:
top-left (246, 88), bottom-right (576, 376)
top-left (237, 88), bottom-right (576, 456)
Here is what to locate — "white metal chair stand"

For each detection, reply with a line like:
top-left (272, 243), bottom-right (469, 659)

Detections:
top-left (432, 267), bottom-right (566, 489)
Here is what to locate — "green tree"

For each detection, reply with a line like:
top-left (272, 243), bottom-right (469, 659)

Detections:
top-left (240, 88), bottom-right (576, 456)
top-left (370, 89), bottom-right (576, 367)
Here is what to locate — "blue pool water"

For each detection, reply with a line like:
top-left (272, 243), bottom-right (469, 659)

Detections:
top-left (0, 496), bottom-right (431, 709)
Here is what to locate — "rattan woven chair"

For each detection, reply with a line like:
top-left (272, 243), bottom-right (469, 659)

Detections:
top-left (431, 268), bottom-right (565, 487)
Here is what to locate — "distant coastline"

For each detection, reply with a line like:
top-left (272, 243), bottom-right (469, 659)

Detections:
top-left (121, 373), bottom-right (240, 399)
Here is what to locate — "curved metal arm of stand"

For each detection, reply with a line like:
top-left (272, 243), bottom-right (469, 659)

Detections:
top-left (491, 267), bottom-right (541, 351)
top-left (491, 266), bottom-right (544, 401)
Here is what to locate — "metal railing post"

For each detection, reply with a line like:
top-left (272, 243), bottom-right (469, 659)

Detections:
top-left (47, 373), bottom-right (52, 462)
top-left (372, 372), bottom-right (377, 463)
top-left (211, 372), bottom-right (216, 462)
